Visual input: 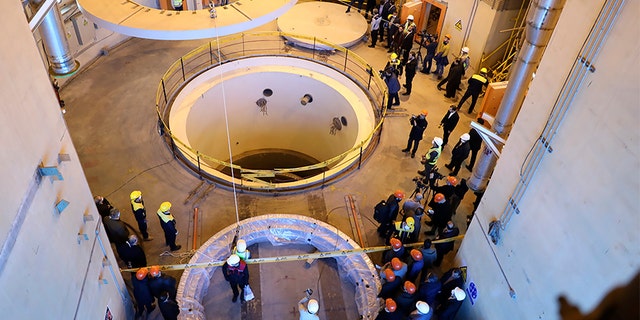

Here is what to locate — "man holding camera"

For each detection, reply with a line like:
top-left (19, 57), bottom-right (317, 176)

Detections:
top-left (402, 110), bottom-right (428, 158)
top-left (299, 289), bottom-right (319, 320)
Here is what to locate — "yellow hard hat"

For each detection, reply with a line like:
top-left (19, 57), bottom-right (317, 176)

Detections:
top-left (390, 53), bottom-right (398, 60)
top-left (480, 67), bottom-right (488, 74)
top-left (130, 190), bottom-right (142, 200)
top-left (160, 201), bottom-right (172, 212)
top-left (388, 14), bottom-right (394, 20)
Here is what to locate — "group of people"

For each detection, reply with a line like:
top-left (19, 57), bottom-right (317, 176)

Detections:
top-left (377, 238), bottom-right (467, 319)
top-left (94, 191), bottom-right (183, 318)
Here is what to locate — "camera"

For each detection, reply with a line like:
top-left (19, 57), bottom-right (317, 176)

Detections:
top-left (305, 288), bottom-right (313, 296)
top-left (412, 176), bottom-right (428, 190)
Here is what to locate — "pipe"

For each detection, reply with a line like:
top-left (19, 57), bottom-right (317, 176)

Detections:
top-left (467, 0), bottom-right (567, 191)
top-left (29, 0), bottom-right (80, 77)
top-left (192, 207), bottom-right (199, 249)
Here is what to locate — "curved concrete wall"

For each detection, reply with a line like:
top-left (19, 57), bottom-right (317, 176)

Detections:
top-left (169, 56), bottom-right (376, 184)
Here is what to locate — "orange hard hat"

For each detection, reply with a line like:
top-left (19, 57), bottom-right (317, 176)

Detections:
top-left (410, 249), bottom-right (423, 261)
top-left (136, 267), bottom-right (149, 280)
top-left (149, 265), bottom-right (161, 277)
top-left (421, 109), bottom-right (428, 116)
top-left (385, 298), bottom-right (397, 312)
top-left (384, 268), bottom-right (396, 281)
top-left (390, 238), bottom-right (402, 250)
top-left (434, 193), bottom-right (445, 203)
top-left (447, 176), bottom-right (458, 186)
top-left (394, 190), bottom-right (405, 199)
top-left (404, 281), bottom-right (417, 294)
top-left (391, 257), bottom-right (402, 270)
top-left (445, 34), bottom-right (451, 39)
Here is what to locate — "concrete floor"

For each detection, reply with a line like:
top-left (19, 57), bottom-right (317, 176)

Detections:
top-left (61, 18), bottom-right (480, 320)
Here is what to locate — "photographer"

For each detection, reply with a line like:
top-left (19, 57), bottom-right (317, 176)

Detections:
top-left (420, 33), bottom-right (439, 74)
top-left (299, 289), bottom-right (319, 320)
top-left (401, 110), bottom-right (428, 158)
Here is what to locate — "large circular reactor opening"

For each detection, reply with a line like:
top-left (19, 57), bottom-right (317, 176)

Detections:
top-left (166, 53), bottom-right (382, 192)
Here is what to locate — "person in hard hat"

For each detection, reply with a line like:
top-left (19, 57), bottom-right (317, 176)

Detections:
top-left (400, 24), bottom-right (417, 63)
top-left (158, 290), bottom-right (180, 320)
top-left (156, 201), bottom-right (181, 251)
top-left (459, 46), bottom-right (471, 72)
top-left (384, 52), bottom-right (402, 74)
top-left (375, 298), bottom-right (402, 320)
top-left (403, 15), bottom-right (416, 33)
top-left (439, 105), bottom-right (460, 147)
top-left (418, 137), bottom-right (443, 177)
top-left (378, 269), bottom-right (403, 299)
top-left (94, 195), bottom-right (114, 218)
top-left (376, 190), bottom-right (405, 239)
top-left (380, 257), bottom-right (408, 280)
top-left (425, 193), bottom-right (452, 236)
top-left (432, 176), bottom-right (458, 201)
top-left (132, 267), bottom-right (156, 318)
top-left (434, 34), bottom-right (451, 79)
top-left (403, 193), bottom-right (424, 217)
top-left (148, 265), bottom-right (178, 301)
top-left (437, 58), bottom-right (465, 99)
top-left (118, 235), bottom-right (147, 269)
top-left (393, 216), bottom-right (415, 243)
top-left (409, 300), bottom-right (433, 319)
top-left (445, 133), bottom-right (471, 176)
top-left (451, 178), bottom-right (469, 216)
top-left (382, 237), bottom-right (406, 264)
top-left (386, 13), bottom-right (401, 53)
top-left (402, 109), bottom-right (428, 158)
top-left (405, 249), bottom-right (424, 283)
top-left (298, 290), bottom-right (320, 320)
top-left (396, 281), bottom-right (418, 316)
top-left (402, 50), bottom-right (418, 96)
top-left (434, 221), bottom-right (460, 267)
top-left (222, 254), bottom-right (250, 303)
top-left (130, 190), bottom-right (152, 241)
top-left (368, 9), bottom-right (383, 48)
top-left (382, 65), bottom-right (401, 111)
top-left (420, 34), bottom-right (439, 74)
top-left (457, 68), bottom-right (489, 114)
top-left (103, 207), bottom-right (130, 245)
top-left (435, 287), bottom-right (466, 320)
top-left (232, 239), bottom-right (251, 260)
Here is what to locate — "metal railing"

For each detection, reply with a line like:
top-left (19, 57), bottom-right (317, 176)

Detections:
top-left (155, 31), bottom-right (388, 192)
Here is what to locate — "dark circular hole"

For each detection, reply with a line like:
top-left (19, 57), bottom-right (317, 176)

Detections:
top-left (263, 88), bottom-right (273, 97)
top-left (341, 116), bottom-right (348, 126)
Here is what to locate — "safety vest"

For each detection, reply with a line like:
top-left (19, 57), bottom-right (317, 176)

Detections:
top-left (471, 73), bottom-right (488, 83)
top-left (426, 146), bottom-right (441, 165)
top-left (173, 0), bottom-right (183, 7)
top-left (157, 209), bottom-right (175, 223)
top-left (233, 248), bottom-right (251, 260)
top-left (131, 200), bottom-right (144, 212)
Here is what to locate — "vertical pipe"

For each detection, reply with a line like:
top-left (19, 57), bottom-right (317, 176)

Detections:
top-left (180, 58), bottom-right (186, 81)
top-left (192, 208), bottom-right (199, 250)
top-left (29, 0), bottom-right (79, 77)
top-left (468, 0), bottom-right (567, 191)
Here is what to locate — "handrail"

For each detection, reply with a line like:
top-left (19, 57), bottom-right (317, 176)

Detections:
top-left (155, 31), bottom-right (388, 192)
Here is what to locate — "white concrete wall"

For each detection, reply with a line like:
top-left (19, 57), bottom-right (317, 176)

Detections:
top-left (0, 2), bottom-right (131, 318)
top-left (457, 0), bottom-right (640, 318)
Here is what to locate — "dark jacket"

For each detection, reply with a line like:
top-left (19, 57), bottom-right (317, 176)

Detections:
top-left (396, 291), bottom-right (418, 315)
top-left (409, 115), bottom-right (428, 140)
top-left (417, 274), bottom-right (441, 306)
top-left (450, 140), bottom-right (471, 163)
top-left (405, 55), bottom-right (418, 79)
top-left (132, 277), bottom-right (154, 306)
top-left (466, 73), bottom-right (489, 94)
top-left (118, 243), bottom-right (147, 268)
top-left (222, 261), bottom-right (249, 286)
top-left (469, 128), bottom-right (482, 151)
top-left (434, 226), bottom-right (460, 258)
top-left (427, 200), bottom-right (452, 230)
top-left (378, 276), bottom-right (403, 299)
top-left (158, 297), bottom-right (180, 320)
top-left (102, 217), bottom-right (129, 244)
top-left (149, 275), bottom-right (178, 300)
top-left (445, 62), bottom-right (465, 97)
top-left (440, 111), bottom-right (459, 132)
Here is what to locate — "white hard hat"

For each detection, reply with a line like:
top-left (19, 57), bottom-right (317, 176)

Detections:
top-left (416, 301), bottom-right (430, 314)
top-left (433, 137), bottom-right (443, 146)
top-left (307, 299), bottom-right (319, 314)
top-left (461, 46), bottom-right (469, 53)
top-left (453, 287), bottom-right (466, 301)
top-left (227, 254), bottom-right (240, 266)
top-left (407, 15), bottom-right (414, 20)
top-left (460, 133), bottom-right (471, 141)
top-left (237, 239), bottom-right (247, 252)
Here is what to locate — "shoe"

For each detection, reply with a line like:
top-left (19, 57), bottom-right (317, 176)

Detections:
top-left (345, 8), bottom-right (350, 13)
top-left (437, 86), bottom-right (443, 91)
top-left (468, 109), bottom-right (473, 114)
top-left (170, 245), bottom-right (182, 251)
top-left (445, 164), bottom-right (452, 170)
top-left (143, 237), bottom-right (154, 241)
top-left (368, 45), bottom-right (375, 48)
top-left (401, 149), bottom-right (409, 152)
top-left (425, 71), bottom-right (431, 74)
top-left (466, 165), bottom-right (473, 171)
top-left (392, 103), bottom-right (400, 106)
top-left (402, 84), bottom-right (407, 88)
top-left (402, 92), bottom-right (410, 96)
top-left (437, 75), bottom-right (443, 80)
top-left (411, 153), bottom-right (415, 158)
top-left (417, 170), bottom-right (426, 175)
top-left (232, 294), bottom-right (238, 303)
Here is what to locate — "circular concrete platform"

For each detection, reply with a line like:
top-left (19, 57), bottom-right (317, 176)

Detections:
top-left (277, 1), bottom-right (368, 49)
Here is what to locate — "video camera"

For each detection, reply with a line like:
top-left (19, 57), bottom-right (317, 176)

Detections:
top-left (417, 30), bottom-right (436, 44)
top-left (414, 167), bottom-right (445, 189)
